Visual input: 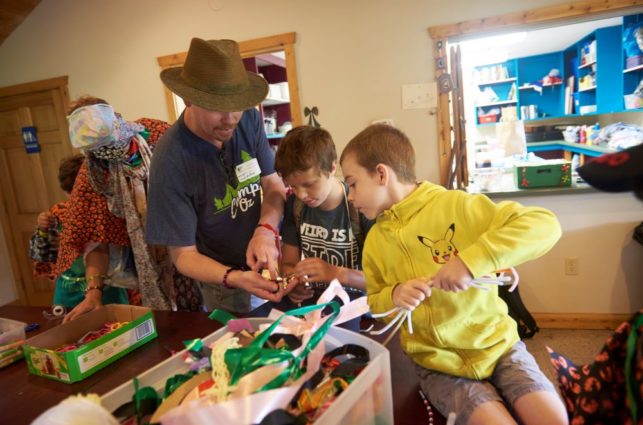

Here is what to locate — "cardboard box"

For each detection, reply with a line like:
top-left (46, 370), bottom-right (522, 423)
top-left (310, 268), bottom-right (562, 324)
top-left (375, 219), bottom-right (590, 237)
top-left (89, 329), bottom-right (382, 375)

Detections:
top-left (101, 318), bottom-right (393, 425)
top-left (515, 160), bottom-right (572, 189)
top-left (23, 305), bottom-right (157, 383)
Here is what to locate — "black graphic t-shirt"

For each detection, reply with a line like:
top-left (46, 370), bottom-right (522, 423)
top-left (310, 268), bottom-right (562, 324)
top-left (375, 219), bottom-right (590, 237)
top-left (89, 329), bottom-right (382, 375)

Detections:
top-left (281, 186), bottom-right (360, 273)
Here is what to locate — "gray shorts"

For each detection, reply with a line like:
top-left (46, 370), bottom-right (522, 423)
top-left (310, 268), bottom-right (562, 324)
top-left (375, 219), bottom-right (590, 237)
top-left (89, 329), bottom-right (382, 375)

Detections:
top-left (414, 340), bottom-right (558, 425)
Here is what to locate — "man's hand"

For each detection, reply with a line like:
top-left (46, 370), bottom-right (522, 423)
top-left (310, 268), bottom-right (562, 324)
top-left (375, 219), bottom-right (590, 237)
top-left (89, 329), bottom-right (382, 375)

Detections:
top-left (246, 226), bottom-right (280, 279)
top-left (392, 279), bottom-right (432, 310)
top-left (430, 256), bottom-right (474, 292)
top-left (37, 212), bottom-right (52, 230)
top-left (63, 290), bottom-right (103, 323)
top-left (226, 269), bottom-right (283, 303)
top-left (294, 258), bottom-right (338, 284)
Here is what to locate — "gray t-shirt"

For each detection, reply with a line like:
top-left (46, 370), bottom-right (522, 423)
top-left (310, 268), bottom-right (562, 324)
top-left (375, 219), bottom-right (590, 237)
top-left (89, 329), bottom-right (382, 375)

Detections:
top-left (145, 108), bottom-right (275, 312)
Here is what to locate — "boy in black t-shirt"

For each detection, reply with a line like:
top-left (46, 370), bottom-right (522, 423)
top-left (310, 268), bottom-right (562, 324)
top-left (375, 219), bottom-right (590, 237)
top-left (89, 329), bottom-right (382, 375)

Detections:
top-left (274, 126), bottom-right (372, 331)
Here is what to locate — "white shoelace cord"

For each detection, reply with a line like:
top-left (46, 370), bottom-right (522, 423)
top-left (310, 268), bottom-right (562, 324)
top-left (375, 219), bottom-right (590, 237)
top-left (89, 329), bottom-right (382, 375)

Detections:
top-left (366, 307), bottom-right (414, 346)
top-left (470, 267), bottom-right (519, 292)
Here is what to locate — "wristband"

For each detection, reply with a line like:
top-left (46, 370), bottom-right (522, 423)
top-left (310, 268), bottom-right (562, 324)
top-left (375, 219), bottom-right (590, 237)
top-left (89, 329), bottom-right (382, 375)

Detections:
top-left (84, 285), bottom-right (104, 295)
top-left (36, 229), bottom-right (48, 237)
top-left (86, 274), bottom-right (106, 284)
top-left (222, 267), bottom-right (240, 289)
top-left (256, 223), bottom-right (282, 260)
top-left (256, 223), bottom-right (280, 239)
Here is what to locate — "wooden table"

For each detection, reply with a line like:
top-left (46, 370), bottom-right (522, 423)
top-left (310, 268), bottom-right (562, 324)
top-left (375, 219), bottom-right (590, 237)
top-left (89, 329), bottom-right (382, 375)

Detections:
top-left (0, 305), bottom-right (442, 425)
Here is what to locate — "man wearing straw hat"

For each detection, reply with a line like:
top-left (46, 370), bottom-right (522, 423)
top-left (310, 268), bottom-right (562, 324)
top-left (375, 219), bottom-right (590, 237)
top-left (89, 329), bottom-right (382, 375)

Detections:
top-left (146, 38), bottom-right (287, 313)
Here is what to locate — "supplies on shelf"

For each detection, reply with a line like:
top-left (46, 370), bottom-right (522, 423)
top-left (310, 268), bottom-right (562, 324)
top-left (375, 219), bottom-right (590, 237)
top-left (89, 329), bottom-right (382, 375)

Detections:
top-left (478, 108), bottom-right (500, 124)
top-left (542, 69), bottom-right (563, 86)
top-left (624, 93), bottom-right (643, 109)
top-left (578, 71), bottom-right (596, 91)
top-left (563, 124), bottom-right (602, 146)
top-left (474, 64), bottom-right (510, 83)
top-left (622, 22), bottom-right (643, 60)
top-left (579, 105), bottom-right (597, 115)
top-left (477, 87), bottom-right (500, 104)
top-left (580, 40), bottom-right (597, 66)
top-left (598, 122), bottom-right (643, 150)
top-left (624, 79), bottom-right (643, 109)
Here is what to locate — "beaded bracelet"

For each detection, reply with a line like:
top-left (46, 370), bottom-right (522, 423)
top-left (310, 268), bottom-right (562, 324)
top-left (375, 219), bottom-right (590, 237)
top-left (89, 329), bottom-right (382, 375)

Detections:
top-left (86, 274), bottom-right (106, 284)
top-left (83, 285), bottom-right (104, 295)
top-left (418, 389), bottom-right (434, 425)
top-left (222, 267), bottom-right (239, 289)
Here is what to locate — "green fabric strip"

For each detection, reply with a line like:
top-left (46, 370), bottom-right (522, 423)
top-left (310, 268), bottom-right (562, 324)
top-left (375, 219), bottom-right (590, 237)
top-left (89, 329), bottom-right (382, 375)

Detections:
top-left (183, 339), bottom-right (203, 352)
top-left (209, 309), bottom-right (237, 325)
top-left (625, 312), bottom-right (642, 425)
top-left (225, 301), bottom-right (340, 391)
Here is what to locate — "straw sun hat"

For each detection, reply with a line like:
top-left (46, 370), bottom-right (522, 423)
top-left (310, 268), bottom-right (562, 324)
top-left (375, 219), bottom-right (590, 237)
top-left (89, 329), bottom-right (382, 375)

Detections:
top-left (160, 38), bottom-right (268, 112)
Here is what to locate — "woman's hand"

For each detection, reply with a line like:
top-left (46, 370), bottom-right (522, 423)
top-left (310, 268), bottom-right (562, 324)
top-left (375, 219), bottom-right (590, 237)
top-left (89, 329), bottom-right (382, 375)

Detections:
top-left (63, 289), bottom-right (103, 323)
top-left (37, 212), bottom-right (52, 230)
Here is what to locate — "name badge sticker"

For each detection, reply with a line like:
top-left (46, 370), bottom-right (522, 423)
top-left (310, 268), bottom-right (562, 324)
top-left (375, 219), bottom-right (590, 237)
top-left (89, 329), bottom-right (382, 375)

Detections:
top-left (235, 158), bottom-right (261, 182)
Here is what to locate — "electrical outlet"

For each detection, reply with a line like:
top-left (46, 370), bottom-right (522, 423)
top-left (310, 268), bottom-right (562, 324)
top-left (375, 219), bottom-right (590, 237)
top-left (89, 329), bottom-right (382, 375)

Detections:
top-left (564, 257), bottom-right (579, 275)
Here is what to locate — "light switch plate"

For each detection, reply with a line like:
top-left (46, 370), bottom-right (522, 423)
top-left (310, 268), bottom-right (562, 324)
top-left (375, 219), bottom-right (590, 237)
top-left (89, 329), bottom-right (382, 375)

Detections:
top-left (402, 83), bottom-right (437, 110)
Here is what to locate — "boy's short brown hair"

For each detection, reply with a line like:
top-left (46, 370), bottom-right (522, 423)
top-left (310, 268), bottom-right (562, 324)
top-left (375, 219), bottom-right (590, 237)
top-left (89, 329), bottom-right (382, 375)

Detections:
top-left (58, 154), bottom-right (85, 193)
top-left (275, 125), bottom-right (337, 178)
top-left (340, 124), bottom-right (416, 183)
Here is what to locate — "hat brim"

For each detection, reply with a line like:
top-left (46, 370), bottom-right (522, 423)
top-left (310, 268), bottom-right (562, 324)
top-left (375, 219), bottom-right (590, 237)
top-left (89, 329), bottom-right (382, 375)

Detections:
top-left (160, 67), bottom-right (269, 112)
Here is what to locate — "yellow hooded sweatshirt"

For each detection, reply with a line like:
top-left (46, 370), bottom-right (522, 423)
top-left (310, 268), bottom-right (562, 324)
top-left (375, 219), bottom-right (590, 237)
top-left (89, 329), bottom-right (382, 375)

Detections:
top-left (363, 182), bottom-right (561, 380)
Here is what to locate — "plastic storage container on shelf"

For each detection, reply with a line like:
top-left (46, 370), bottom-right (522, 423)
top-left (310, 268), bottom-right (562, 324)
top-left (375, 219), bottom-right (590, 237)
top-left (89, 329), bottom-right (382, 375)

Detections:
top-left (0, 317), bottom-right (27, 367)
top-left (479, 113), bottom-right (499, 124)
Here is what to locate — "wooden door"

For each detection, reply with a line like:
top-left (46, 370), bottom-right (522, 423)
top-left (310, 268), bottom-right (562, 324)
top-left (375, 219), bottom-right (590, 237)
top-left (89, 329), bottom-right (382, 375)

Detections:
top-left (0, 76), bottom-right (72, 306)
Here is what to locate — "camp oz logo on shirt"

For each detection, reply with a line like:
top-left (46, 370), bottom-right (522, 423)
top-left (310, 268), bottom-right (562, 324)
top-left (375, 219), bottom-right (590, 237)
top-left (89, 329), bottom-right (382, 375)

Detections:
top-left (213, 150), bottom-right (262, 219)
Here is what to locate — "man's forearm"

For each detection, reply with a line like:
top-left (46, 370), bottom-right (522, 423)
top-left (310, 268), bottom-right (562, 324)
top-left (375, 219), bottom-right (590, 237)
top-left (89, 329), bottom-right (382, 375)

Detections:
top-left (170, 248), bottom-right (227, 285)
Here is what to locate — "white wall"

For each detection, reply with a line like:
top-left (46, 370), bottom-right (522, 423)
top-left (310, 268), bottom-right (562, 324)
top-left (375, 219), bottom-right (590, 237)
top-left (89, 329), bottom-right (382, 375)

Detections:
top-left (497, 192), bottom-right (642, 314)
top-left (0, 0), bottom-right (640, 314)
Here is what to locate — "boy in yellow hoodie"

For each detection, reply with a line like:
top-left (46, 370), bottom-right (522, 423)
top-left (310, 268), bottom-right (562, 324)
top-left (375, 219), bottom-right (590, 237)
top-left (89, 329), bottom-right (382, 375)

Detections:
top-left (340, 124), bottom-right (568, 425)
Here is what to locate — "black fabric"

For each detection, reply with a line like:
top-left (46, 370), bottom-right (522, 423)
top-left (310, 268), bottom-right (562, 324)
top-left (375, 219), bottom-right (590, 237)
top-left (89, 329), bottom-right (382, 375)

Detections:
top-left (577, 142), bottom-right (643, 198)
top-left (256, 409), bottom-right (306, 425)
top-left (498, 285), bottom-right (539, 339)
